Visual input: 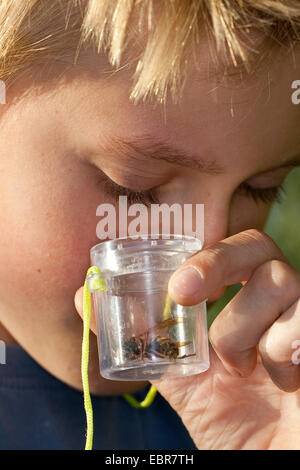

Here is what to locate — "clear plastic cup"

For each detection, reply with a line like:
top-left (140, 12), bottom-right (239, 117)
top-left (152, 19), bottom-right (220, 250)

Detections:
top-left (88, 235), bottom-right (210, 381)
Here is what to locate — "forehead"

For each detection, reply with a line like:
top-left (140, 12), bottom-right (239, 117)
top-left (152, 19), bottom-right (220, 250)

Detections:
top-left (4, 35), bottom-right (300, 178)
top-left (73, 42), bottom-right (299, 173)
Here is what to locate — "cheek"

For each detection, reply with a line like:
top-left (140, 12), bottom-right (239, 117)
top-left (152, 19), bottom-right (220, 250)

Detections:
top-left (0, 158), bottom-right (103, 309)
top-left (228, 195), bottom-right (271, 235)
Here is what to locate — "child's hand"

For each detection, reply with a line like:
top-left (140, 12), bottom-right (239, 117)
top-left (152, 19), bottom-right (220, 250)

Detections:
top-left (155, 229), bottom-right (300, 449)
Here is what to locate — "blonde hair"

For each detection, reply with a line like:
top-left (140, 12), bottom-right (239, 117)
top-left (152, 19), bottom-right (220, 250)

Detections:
top-left (1, 0), bottom-right (300, 104)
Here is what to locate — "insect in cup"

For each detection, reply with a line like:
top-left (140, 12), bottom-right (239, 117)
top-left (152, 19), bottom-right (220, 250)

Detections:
top-left (88, 235), bottom-right (210, 381)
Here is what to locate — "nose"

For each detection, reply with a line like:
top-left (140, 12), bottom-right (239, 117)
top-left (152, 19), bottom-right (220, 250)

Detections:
top-left (175, 181), bottom-right (230, 248)
top-left (202, 197), bottom-right (230, 248)
top-left (172, 187), bottom-right (230, 302)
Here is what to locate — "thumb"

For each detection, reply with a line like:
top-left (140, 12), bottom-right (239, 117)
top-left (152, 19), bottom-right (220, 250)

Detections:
top-left (150, 347), bottom-right (220, 415)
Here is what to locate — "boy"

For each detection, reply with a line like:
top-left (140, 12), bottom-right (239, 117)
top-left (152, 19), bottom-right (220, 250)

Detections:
top-left (0, 0), bottom-right (300, 449)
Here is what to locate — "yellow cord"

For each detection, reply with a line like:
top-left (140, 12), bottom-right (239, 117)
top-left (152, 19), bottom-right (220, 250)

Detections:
top-left (81, 266), bottom-right (157, 451)
top-left (82, 267), bottom-right (99, 450)
top-left (123, 385), bottom-right (157, 408)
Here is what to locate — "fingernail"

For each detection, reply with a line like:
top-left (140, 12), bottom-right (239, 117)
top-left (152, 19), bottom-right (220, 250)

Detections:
top-left (169, 266), bottom-right (204, 300)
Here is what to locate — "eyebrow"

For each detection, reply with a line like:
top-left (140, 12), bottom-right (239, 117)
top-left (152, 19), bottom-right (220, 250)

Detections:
top-left (104, 134), bottom-right (300, 174)
top-left (106, 134), bottom-right (225, 174)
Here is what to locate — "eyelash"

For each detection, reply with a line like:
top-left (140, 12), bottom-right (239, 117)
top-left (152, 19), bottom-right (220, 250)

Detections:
top-left (100, 175), bottom-right (285, 206)
top-left (100, 176), bottom-right (159, 206)
top-left (236, 182), bottom-right (285, 204)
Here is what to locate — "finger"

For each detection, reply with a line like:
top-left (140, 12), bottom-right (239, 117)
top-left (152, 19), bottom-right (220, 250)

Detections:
top-left (209, 260), bottom-right (300, 378)
top-left (207, 286), bottom-right (226, 302)
top-left (168, 229), bottom-right (286, 306)
top-left (259, 298), bottom-right (300, 392)
top-left (74, 286), bottom-right (97, 334)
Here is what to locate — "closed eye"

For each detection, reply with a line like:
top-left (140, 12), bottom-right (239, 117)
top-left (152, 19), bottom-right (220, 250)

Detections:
top-left (236, 182), bottom-right (286, 204)
top-left (98, 173), bottom-right (159, 206)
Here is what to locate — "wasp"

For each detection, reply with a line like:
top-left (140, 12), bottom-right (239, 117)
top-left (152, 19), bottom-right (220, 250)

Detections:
top-left (123, 317), bottom-right (194, 361)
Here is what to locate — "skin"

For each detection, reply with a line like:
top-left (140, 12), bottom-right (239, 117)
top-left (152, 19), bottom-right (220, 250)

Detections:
top-left (0, 32), bottom-right (300, 449)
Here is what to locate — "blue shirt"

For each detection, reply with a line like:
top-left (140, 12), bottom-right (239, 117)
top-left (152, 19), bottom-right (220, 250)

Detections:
top-left (0, 345), bottom-right (196, 450)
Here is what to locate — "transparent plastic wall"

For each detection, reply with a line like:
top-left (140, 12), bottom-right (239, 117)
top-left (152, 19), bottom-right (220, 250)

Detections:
top-left (90, 236), bottom-right (210, 381)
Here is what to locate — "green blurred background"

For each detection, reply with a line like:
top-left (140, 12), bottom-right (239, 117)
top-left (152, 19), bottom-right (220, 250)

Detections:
top-left (207, 167), bottom-right (300, 327)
